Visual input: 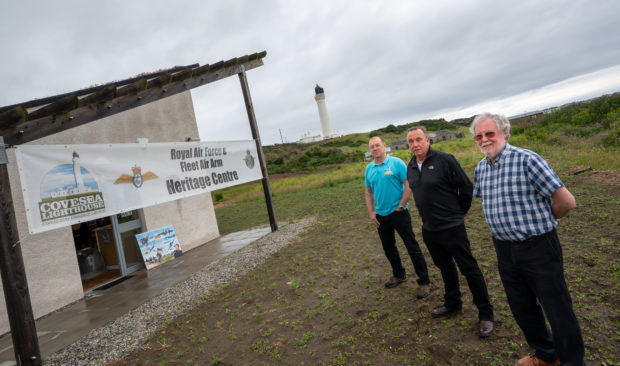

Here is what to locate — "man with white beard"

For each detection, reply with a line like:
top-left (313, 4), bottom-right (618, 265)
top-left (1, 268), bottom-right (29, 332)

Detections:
top-left (471, 113), bottom-right (585, 366)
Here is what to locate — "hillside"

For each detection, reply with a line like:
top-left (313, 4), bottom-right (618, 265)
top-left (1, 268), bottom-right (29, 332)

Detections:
top-left (264, 92), bottom-right (619, 175)
top-left (212, 92), bottom-right (619, 206)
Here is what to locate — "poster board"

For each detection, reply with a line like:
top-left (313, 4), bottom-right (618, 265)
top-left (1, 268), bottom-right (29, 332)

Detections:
top-left (135, 225), bottom-right (182, 270)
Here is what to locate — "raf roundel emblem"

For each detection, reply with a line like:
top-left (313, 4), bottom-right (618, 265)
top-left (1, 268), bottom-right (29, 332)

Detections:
top-left (244, 149), bottom-right (255, 169)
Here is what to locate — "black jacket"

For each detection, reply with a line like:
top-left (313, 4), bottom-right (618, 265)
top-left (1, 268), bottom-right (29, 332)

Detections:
top-left (407, 147), bottom-right (473, 232)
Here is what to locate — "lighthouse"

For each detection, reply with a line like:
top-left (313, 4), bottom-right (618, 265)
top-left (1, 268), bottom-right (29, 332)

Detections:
top-left (72, 151), bottom-right (85, 191)
top-left (314, 84), bottom-right (338, 139)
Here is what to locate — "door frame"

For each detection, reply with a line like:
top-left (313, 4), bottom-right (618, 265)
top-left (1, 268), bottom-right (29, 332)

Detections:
top-left (110, 209), bottom-right (145, 276)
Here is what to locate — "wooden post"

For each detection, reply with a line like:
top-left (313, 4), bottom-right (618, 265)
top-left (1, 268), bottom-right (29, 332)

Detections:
top-left (0, 157), bottom-right (42, 365)
top-left (238, 66), bottom-right (278, 232)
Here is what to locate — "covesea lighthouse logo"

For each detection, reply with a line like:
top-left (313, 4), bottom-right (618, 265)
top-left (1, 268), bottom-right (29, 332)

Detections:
top-left (38, 151), bottom-right (105, 223)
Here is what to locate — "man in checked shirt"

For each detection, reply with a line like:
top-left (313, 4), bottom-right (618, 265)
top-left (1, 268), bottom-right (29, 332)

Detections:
top-left (471, 113), bottom-right (585, 366)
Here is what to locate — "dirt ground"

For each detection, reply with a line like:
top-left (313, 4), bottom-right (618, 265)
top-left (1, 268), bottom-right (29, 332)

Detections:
top-left (111, 172), bottom-right (619, 365)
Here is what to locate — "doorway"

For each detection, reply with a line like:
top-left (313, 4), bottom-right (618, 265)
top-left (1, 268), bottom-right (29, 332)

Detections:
top-left (72, 210), bottom-right (145, 291)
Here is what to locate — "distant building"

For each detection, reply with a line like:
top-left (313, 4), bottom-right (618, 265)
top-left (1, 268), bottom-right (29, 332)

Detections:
top-left (509, 110), bottom-right (545, 120)
top-left (298, 132), bottom-right (323, 144)
top-left (389, 139), bottom-right (408, 151)
top-left (428, 130), bottom-right (456, 144)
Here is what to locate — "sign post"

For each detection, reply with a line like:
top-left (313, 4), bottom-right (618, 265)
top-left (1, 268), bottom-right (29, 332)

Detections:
top-left (0, 143), bottom-right (42, 365)
top-left (238, 66), bottom-right (278, 232)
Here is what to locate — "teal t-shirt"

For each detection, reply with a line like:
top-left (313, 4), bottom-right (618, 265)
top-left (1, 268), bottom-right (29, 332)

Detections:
top-left (365, 155), bottom-right (408, 216)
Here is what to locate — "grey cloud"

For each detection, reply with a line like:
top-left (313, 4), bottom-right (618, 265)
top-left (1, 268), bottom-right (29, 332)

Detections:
top-left (2, 0), bottom-right (620, 144)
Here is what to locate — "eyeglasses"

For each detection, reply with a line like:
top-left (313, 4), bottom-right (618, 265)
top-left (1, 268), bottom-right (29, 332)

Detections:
top-left (474, 131), bottom-right (496, 141)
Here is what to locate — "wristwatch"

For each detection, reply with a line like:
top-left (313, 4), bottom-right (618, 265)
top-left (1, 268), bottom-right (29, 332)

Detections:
top-left (398, 205), bottom-right (405, 211)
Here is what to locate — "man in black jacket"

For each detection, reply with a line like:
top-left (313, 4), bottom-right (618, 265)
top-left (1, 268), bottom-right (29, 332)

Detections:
top-left (406, 126), bottom-right (494, 338)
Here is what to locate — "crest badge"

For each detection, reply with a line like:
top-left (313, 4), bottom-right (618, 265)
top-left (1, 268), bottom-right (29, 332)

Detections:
top-left (243, 149), bottom-right (256, 169)
top-left (132, 165), bottom-right (143, 188)
top-left (114, 165), bottom-right (158, 187)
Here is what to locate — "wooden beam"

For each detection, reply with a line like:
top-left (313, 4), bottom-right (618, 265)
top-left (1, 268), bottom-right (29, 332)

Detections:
top-left (0, 107), bottom-right (27, 130)
top-left (77, 85), bottom-right (117, 108)
top-left (1, 57), bottom-right (265, 145)
top-left (238, 65), bottom-right (278, 232)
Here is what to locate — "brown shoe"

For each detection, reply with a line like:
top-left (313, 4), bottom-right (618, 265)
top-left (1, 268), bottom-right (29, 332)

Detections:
top-left (430, 306), bottom-right (461, 318)
top-left (514, 355), bottom-right (560, 366)
top-left (384, 275), bottom-right (407, 288)
top-left (416, 284), bottom-right (430, 299)
top-left (479, 320), bottom-right (494, 338)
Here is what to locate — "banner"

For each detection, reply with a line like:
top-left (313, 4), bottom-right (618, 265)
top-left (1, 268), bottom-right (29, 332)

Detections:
top-left (14, 140), bottom-right (262, 234)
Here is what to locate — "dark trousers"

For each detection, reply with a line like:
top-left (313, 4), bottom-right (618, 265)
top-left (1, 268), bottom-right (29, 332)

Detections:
top-left (422, 224), bottom-right (493, 321)
top-left (493, 230), bottom-right (585, 365)
top-left (376, 209), bottom-right (429, 285)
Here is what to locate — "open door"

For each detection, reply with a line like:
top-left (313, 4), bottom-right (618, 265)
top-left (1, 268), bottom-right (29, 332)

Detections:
top-left (73, 210), bottom-right (145, 291)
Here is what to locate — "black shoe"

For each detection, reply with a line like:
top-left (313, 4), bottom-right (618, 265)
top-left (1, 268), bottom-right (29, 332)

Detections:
top-left (416, 284), bottom-right (430, 299)
top-left (430, 306), bottom-right (461, 318)
top-left (479, 320), bottom-right (494, 338)
top-left (384, 275), bottom-right (407, 288)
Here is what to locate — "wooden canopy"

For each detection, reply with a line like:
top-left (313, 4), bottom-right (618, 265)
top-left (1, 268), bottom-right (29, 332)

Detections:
top-left (0, 51), bottom-right (267, 145)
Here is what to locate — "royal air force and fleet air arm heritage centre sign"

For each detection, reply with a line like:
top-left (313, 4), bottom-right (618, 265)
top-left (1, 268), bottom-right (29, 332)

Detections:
top-left (14, 140), bottom-right (262, 234)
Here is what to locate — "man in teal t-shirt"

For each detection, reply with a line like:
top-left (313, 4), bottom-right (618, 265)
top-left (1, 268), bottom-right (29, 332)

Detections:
top-left (364, 136), bottom-right (430, 298)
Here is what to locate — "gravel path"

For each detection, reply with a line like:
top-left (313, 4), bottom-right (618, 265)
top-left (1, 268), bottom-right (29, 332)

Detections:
top-left (44, 218), bottom-right (315, 366)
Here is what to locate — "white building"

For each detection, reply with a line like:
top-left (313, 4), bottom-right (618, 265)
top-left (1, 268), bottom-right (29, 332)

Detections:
top-left (0, 52), bottom-right (266, 335)
top-left (298, 132), bottom-right (322, 144)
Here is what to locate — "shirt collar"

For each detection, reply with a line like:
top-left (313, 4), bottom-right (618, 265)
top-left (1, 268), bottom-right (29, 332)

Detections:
top-left (373, 155), bottom-right (389, 167)
top-left (485, 143), bottom-right (510, 166)
top-left (416, 147), bottom-right (434, 164)
top-left (426, 147), bottom-right (435, 159)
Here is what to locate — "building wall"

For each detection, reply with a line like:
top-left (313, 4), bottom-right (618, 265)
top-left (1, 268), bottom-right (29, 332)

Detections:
top-left (0, 91), bottom-right (219, 335)
top-left (432, 130), bottom-right (456, 141)
top-left (389, 139), bottom-right (408, 151)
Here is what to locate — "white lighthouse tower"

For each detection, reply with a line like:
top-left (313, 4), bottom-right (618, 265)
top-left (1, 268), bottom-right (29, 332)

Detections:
top-left (314, 84), bottom-right (338, 139)
top-left (72, 151), bottom-right (85, 191)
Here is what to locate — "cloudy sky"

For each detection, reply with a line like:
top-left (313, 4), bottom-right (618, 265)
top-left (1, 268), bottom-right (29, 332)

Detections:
top-left (1, 1), bottom-right (619, 145)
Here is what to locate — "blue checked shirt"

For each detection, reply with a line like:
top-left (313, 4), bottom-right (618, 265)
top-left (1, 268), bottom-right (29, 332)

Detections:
top-left (473, 143), bottom-right (564, 241)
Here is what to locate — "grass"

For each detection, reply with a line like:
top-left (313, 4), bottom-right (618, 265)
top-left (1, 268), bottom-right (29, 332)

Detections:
top-left (113, 107), bottom-right (619, 365)
top-left (113, 162), bottom-right (619, 365)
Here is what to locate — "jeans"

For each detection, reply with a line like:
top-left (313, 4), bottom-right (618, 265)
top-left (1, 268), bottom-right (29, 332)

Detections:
top-left (493, 230), bottom-right (585, 365)
top-left (376, 209), bottom-right (429, 285)
top-left (422, 223), bottom-right (493, 321)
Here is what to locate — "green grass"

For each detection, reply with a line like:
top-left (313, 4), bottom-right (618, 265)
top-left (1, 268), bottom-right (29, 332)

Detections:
top-left (112, 169), bottom-right (617, 365)
top-left (114, 94), bottom-right (620, 366)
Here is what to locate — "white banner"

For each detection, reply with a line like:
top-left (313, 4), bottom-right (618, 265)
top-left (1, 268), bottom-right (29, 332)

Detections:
top-left (14, 140), bottom-right (262, 234)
